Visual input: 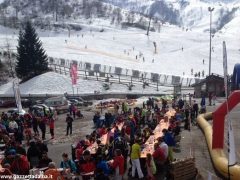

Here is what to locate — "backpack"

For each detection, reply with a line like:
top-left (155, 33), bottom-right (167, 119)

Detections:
top-left (113, 137), bottom-right (127, 154)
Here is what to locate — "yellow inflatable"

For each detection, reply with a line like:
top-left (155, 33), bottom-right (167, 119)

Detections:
top-left (197, 113), bottom-right (240, 180)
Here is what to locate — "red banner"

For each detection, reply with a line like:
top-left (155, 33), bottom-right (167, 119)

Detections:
top-left (70, 63), bottom-right (78, 85)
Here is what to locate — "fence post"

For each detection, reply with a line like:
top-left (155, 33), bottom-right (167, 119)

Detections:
top-left (85, 70), bottom-right (87, 79)
top-left (119, 75), bottom-right (120, 83)
top-left (131, 76), bottom-right (132, 85)
top-left (64, 67), bottom-right (66, 75)
top-left (157, 81), bottom-right (159, 91)
top-left (96, 73), bottom-right (98, 81)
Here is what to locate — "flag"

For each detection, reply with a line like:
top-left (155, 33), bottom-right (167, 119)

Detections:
top-left (223, 41), bottom-right (228, 97)
top-left (13, 80), bottom-right (23, 113)
top-left (70, 63), bottom-right (78, 85)
top-left (228, 119), bottom-right (236, 165)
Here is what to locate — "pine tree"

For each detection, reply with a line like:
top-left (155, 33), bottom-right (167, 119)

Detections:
top-left (15, 21), bottom-right (48, 81)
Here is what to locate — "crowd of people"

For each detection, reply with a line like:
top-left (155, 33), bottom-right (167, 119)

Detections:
top-left (0, 96), bottom-right (208, 179)
top-left (0, 107), bottom-right (57, 179)
top-left (70, 97), bottom-right (200, 180)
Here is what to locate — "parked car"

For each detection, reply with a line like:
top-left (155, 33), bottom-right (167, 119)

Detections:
top-left (0, 100), bottom-right (16, 108)
top-left (44, 96), bottom-right (69, 114)
top-left (30, 104), bottom-right (54, 116)
top-left (7, 108), bottom-right (26, 116)
top-left (0, 99), bottom-right (33, 108)
top-left (67, 97), bottom-right (93, 107)
top-left (21, 99), bottom-right (33, 108)
top-left (68, 99), bottom-right (80, 105)
top-left (36, 104), bottom-right (55, 111)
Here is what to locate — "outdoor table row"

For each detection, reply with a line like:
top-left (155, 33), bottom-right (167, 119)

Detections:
top-left (141, 109), bottom-right (176, 158)
top-left (87, 122), bottom-right (124, 154)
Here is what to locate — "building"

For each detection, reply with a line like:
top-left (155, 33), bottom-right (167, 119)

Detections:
top-left (192, 74), bottom-right (225, 98)
top-left (231, 63), bottom-right (240, 91)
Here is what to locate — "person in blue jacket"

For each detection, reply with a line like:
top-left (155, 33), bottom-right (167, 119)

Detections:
top-left (60, 153), bottom-right (77, 174)
top-left (96, 156), bottom-right (111, 176)
top-left (162, 129), bottom-right (175, 162)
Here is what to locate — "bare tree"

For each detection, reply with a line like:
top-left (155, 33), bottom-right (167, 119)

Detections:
top-left (4, 38), bottom-right (15, 77)
top-left (130, 12), bottom-right (135, 24)
top-left (112, 8), bottom-right (122, 25)
top-left (146, 17), bottom-right (152, 36)
top-left (55, 0), bottom-right (58, 22)
top-left (84, 2), bottom-right (93, 19)
top-left (61, 4), bottom-right (73, 18)
top-left (67, 26), bottom-right (70, 38)
top-left (147, 4), bottom-right (159, 36)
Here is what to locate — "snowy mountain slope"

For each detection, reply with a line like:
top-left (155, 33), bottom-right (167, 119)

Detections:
top-left (0, 0), bottom-right (240, 33)
top-left (0, 20), bottom-right (239, 79)
top-left (0, 0), bottom-right (239, 96)
top-left (104, 0), bottom-right (240, 32)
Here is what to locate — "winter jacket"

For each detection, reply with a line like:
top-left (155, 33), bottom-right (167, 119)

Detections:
top-left (163, 132), bottom-right (176, 147)
top-left (10, 155), bottom-right (30, 175)
top-left (97, 160), bottom-right (111, 175)
top-left (78, 157), bottom-right (96, 174)
top-left (60, 159), bottom-right (77, 173)
top-left (110, 155), bottom-right (125, 175)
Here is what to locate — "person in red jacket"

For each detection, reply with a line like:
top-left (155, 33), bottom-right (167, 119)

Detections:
top-left (78, 150), bottom-right (95, 180)
top-left (48, 118), bottom-right (54, 139)
top-left (0, 164), bottom-right (13, 180)
top-left (75, 145), bottom-right (85, 160)
top-left (98, 126), bottom-right (107, 137)
top-left (10, 154), bottom-right (30, 175)
top-left (109, 149), bottom-right (125, 180)
top-left (152, 143), bottom-right (165, 166)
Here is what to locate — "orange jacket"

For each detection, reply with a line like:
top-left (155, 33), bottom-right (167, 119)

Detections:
top-left (44, 169), bottom-right (64, 180)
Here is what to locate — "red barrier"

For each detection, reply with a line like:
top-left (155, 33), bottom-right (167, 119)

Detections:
top-left (212, 90), bottom-right (240, 149)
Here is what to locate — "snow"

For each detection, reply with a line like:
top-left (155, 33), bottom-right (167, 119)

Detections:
top-left (0, 72), bottom-right (173, 96)
top-left (104, 0), bottom-right (240, 31)
top-left (0, 0), bottom-right (239, 95)
top-left (1, 20), bottom-right (239, 78)
top-left (0, 15), bottom-right (239, 96)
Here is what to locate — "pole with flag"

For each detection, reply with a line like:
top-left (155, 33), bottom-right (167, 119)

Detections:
top-left (12, 79), bottom-right (23, 114)
top-left (223, 41), bottom-right (237, 180)
top-left (70, 63), bottom-right (78, 96)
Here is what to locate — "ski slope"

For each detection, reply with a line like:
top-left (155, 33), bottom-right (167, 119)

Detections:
top-left (0, 21), bottom-right (239, 77)
top-left (0, 14), bottom-right (239, 95)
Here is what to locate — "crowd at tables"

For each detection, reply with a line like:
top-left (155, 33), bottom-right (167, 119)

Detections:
top-left (71, 97), bottom-right (198, 180)
top-left (0, 97), bottom-right (200, 179)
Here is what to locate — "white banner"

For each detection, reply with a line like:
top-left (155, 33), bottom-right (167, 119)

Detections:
top-left (223, 41), bottom-right (228, 97)
top-left (228, 119), bottom-right (236, 166)
top-left (13, 80), bottom-right (23, 113)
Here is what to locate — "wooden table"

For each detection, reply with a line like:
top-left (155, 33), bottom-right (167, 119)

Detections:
top-left (87, 122), bottom-right (124, 154)
top-left (141, 109), bottom-right (175, 158)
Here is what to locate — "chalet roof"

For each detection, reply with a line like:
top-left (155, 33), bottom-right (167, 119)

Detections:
top-left (192, 73), bottom-right (224, 87)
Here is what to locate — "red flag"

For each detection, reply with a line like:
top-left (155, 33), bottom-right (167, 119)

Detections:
top-left (70, 63), bottom-right (78, 85)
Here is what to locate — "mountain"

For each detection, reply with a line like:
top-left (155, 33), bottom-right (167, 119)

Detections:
top-left (0, 0), bottom-right (239, 34)
top-left (104, 0), bottom-right (240, 32)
